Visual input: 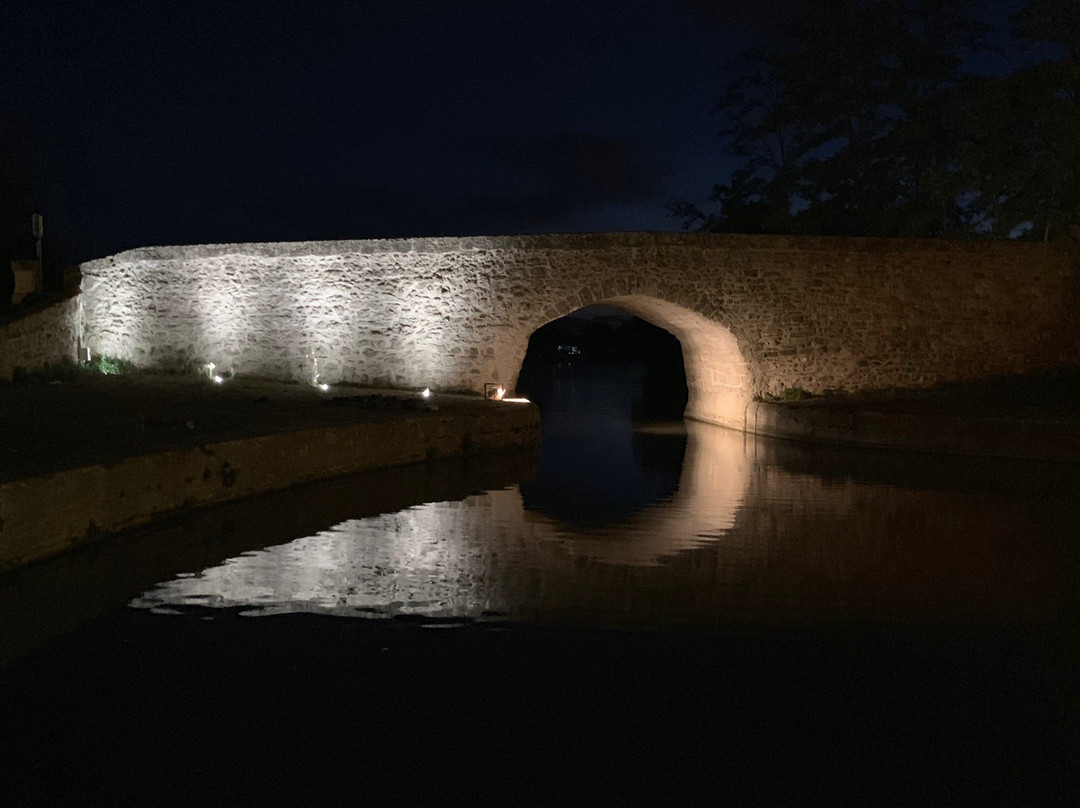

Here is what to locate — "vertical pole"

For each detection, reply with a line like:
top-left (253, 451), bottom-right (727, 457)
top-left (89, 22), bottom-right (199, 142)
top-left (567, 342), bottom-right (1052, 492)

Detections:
top-left (31, 213), bottom-right (43, 295)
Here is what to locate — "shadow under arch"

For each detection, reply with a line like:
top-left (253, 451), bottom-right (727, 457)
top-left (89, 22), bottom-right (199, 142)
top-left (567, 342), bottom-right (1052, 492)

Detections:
top-left (511, 294), bottom-right (755, 430)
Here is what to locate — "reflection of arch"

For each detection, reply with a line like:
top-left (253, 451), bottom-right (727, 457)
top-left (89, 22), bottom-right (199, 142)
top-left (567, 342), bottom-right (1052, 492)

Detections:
top-left (528, 420), bottom-right (750, 565)
top-left (511, 294), bottom-right (754, 430)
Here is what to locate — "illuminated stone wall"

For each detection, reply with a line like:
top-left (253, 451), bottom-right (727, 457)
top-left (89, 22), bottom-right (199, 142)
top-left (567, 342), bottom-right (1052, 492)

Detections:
top-left (0, 295), bottom-right (83, 380)
top-left (79, 233), bottom-right (1080, 429)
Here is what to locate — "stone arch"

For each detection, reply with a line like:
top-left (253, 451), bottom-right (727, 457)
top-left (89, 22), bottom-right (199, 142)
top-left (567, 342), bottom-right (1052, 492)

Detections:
top-left (509, 292), bottom-right (755, 430)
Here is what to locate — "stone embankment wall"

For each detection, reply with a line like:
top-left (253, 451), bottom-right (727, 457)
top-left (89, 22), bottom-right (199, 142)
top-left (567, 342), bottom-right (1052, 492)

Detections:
top-left (0, 295), bottom-right (83, 380)
top-left (746, 401), bottom-right (1080, 461)
top-left (0, 405), bottom-right (539, 573)
top-left (77, 233), bottom-right (1080, 428)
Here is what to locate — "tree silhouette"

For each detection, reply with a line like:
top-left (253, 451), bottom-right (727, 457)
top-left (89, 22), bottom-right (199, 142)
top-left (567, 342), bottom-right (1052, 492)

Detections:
top-left (675, 0), bottom-right (1079, 241)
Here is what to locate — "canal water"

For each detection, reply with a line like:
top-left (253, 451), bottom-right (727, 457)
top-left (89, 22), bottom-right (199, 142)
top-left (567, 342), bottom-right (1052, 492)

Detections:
top-left (1, 369), bottom-right (1078, 805)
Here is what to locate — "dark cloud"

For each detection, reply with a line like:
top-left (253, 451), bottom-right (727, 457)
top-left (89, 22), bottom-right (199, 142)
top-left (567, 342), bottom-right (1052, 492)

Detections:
top-left (243, 132), bottom-right (666, 240)
top-left (246, 187), bottom-right (427, 241)
top-left (669, 0), bottom-right (812, 40)
top-left (497, 132), bottom-right (663, 207)
top-left (245, 185), bottom-right (614, 241)
top-left (246, 185), bottom-right (530, 241)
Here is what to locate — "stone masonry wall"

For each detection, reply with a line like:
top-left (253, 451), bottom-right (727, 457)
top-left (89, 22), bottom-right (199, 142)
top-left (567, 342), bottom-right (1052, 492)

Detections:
top-left (0, 295), bottom-right (83, 381)
top-left (79, 232), bottom-right (1080, 428)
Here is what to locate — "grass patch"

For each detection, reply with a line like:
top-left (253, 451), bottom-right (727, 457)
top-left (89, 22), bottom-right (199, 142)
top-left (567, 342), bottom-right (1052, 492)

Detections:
top-left (91, 355), bottom-right (137, 376)
top-left (10, 354), bottom-right (139, 385)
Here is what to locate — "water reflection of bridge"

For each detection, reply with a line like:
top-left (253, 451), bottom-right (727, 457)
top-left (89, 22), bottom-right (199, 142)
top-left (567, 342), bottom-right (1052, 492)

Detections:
top-left (515, 421), bottom-right (750, 566)
top-left (131, 420), bottom-right (1063, 627)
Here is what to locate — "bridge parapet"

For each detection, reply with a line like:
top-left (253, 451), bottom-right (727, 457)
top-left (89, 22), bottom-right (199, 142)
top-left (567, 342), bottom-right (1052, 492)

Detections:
top-left (79, 232), bottom-right (1080, 428)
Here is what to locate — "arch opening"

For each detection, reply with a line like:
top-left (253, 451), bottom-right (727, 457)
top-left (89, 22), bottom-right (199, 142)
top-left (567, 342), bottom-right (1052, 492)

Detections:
top-left (516, 304), bottom-right (689, 420)
top-left (512, 297), bottom-right (753, 530)
top-left (511, 295), bottom-right (754, 431)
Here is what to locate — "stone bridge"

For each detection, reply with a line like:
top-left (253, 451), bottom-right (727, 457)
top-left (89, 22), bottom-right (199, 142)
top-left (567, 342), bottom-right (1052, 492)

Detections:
top-left (73, 232), bottom-right (1079, 429)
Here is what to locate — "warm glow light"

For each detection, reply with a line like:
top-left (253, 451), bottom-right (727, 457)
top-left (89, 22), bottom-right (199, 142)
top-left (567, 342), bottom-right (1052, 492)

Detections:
top-left (421, 388), bottom-right (432, 398)
top-left (501, 396), bottom-right (531, 404)
top-left (213, 375), bottom-right (224, 384)
top-left (484, 382), bottom-right (511, 401)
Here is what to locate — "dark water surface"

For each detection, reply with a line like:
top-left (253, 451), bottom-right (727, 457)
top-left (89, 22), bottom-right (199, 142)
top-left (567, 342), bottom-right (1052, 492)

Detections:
top-left (2, 372), bottom-right (1078, 805)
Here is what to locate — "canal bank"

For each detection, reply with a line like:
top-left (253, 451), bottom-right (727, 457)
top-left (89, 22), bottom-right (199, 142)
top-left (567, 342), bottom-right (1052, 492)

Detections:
top-left (0, 375), bottom-right (540, 573)
top-left (3, 370), bottom-right (1079, 574)
top-left (745, 399), bottom-right (1080, 462)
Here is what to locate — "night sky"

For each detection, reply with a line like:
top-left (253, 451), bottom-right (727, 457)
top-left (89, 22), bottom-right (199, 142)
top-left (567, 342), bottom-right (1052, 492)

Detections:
top-left (2, 0), bottom-right (1023, 265)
